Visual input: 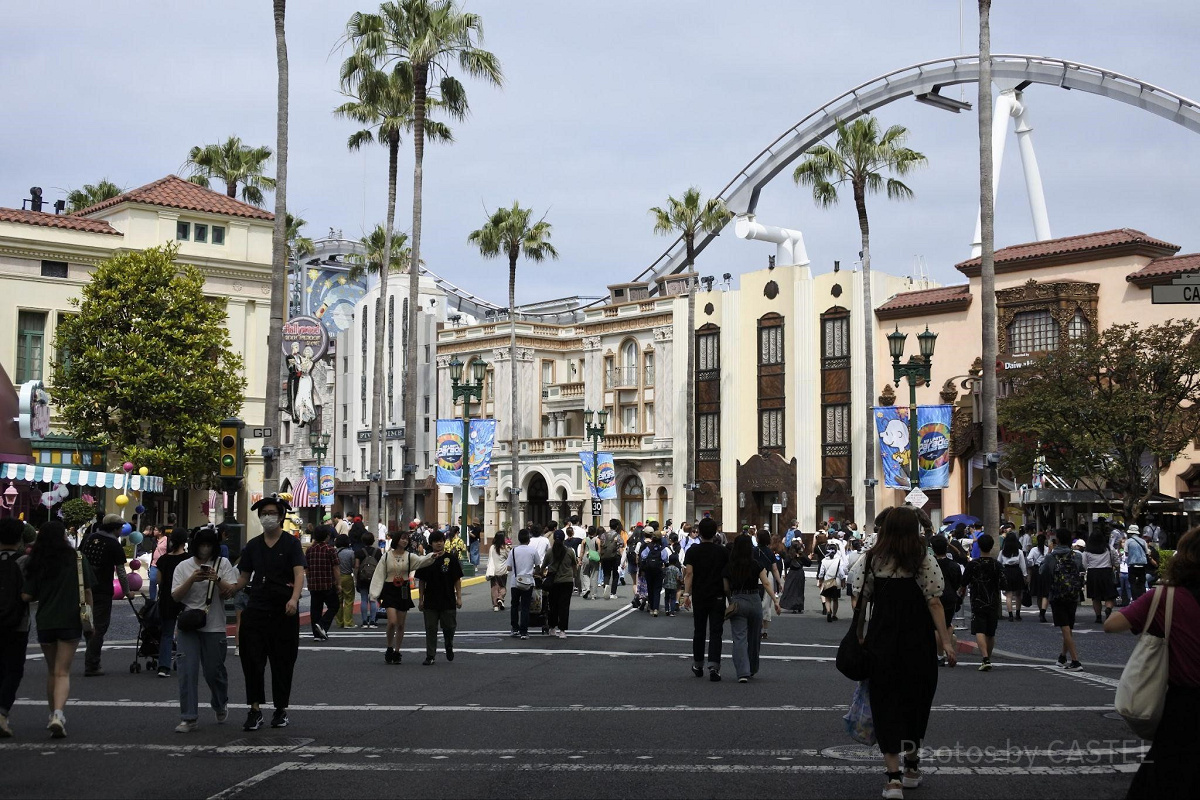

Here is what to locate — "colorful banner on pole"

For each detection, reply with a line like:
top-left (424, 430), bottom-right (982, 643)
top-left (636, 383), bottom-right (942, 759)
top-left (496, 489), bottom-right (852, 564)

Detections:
top-left (318, 466), bottom-right (335, 506)
top-left (579, 451), bottom-right (617, 500)
top-left (468, 419), bottom-right (497, 487)
top-left (302, 466), bottom-right (318, 507)
top-left (873, 405), bottom-right (952, 490)
top-left (435, 420), bottom-right (465, 485)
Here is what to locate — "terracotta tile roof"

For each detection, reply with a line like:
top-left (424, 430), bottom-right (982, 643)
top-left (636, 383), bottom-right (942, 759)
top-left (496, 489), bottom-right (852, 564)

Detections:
top-left (73, 175), bottom-right (274, 221)
top-left (0, 207), bottom-right (121, 235)
top-left (956, 228), bottom-right (1179, 276)
top-left (1127, 252), bottom-right (1200, 287)
top-left (875, 284), bottom-right (972, 320)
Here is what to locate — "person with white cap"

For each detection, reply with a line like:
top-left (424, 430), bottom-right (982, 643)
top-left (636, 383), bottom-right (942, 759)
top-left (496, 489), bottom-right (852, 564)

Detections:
top-left (1124, 524), bottom-right (1155, 600)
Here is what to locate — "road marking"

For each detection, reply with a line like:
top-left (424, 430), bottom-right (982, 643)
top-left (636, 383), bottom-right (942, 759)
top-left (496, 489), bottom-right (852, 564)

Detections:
top-left (207, 761), bottom-right (300, 800)
top-left (579, 605), bottom-right (638, 633)
top-left (1036, 664), bottom-right (1121, 688)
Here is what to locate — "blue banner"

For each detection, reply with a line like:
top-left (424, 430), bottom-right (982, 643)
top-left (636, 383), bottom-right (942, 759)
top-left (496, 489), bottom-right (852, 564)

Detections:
top-left (874, 405), bottom-right (953, 490)
top-left (468, 419), bottom-right (497, 487)
top-left (318, 466), bottom-right (335, 506)
top-left (435, 420), bottom-right (464, 485)
top-left (580, 451), bottom-right (617, 500)
top-left (303, 466), bottom-right (318, 500)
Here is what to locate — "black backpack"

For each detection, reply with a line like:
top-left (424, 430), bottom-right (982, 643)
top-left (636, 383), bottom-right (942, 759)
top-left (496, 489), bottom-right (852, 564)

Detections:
top-left (0, 550), bottom-right (28, 630)
top-left (642, 546), bottom-right (664, 572)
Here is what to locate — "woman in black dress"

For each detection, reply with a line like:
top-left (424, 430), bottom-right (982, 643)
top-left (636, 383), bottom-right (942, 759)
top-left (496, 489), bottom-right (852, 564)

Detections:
top-left (849, 506), bottom-right (957, 800)
top-left (779, 540), bottom-right (811, 612)
top-left (368, 529), bottom-right (433, 665)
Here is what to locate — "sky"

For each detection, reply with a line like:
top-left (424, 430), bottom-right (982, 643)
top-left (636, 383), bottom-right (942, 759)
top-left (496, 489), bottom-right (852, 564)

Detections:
top-left (3, 1), bottom-right (1199, 307)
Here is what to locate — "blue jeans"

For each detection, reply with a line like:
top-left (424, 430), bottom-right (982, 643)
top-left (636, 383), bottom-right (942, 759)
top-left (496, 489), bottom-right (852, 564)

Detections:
top-left (159, 615), bottom-right (178, 671)
top-left (728, 592), bottom-right (763, 679)
top-left (1119, 573), bottom-right (1132, 605)
top-left (469, 540), bottom-right (480, 566)
top-left (664, 588), bottom-right (678, 614)
top-left (359, 589), bottom-right (377, 624)
top-left (148, 566), bottom-right (159, 602)
top-left (510, 587), bottom-right (533, 635)
top-left (176, 629), bottom-right (229, 722)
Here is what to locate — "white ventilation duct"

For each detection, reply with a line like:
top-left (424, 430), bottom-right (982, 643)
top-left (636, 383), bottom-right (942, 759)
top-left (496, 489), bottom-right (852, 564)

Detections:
top-left (733, 216), bottom-right (810, 267)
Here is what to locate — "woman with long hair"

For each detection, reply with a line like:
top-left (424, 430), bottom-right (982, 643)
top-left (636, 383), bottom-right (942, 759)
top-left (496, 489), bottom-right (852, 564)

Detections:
top-left (485, 532), bottom-right (509, 611)
top-left (21, 521), bottom-right (94, 738)
top-left (779, 539), bottom-right (811, 613)
top-left (367, 529), bottom-right (433, 665)
top-left (722, 534), bottom-right (781, 682)
top-left (755, 530), bottom-right (783, 638)
top-left (1027, 533), bottom-right (1051, 622)
top-left (848, 506), bottom-right (957, 799)
top-left (1105, 527), bottom-right (1200, 798)
top-left (1083, 529), bottom-right (1119, 623)
top-left (542, 530), bottom-right (578, 637)
top-left (997, 531), bottom-right (1028, 622)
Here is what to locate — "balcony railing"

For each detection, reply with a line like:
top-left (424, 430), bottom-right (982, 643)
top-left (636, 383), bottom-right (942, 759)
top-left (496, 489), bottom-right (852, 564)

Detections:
top-left (605, 366), bottom-right (639, 389)
top-left (543, 381), bottom-right (585, 401)
top-left (603, 433), bottom-right (641, 450)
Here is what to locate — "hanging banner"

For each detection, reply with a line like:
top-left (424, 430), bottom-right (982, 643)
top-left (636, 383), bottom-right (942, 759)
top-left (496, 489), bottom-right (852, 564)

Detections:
top-left (579, 451), bottom-right (617, 500)
top-left (318, 466), bottom-right (335, 506)
top-left (874, 405), bottom-right (953, 490)
top-left (303, 466), bottom-right (319, 503)
top-left (435, 420), bottom-right (465, 485)
top-left (468, 419), bottom-right (497, 487)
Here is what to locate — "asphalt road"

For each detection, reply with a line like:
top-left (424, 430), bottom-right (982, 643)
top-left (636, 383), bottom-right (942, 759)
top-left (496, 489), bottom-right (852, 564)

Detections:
top-left (0, 575), bottom-right (1144, 799)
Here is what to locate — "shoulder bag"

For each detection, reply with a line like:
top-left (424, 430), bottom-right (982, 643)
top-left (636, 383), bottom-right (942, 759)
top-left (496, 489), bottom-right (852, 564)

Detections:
top-left (1114, 585), bottom-right (1173, 740)
top-left (77, 552), bottom-right (94, 636)
top-left (177, 559), bottom-right (220, 632)
top-left (835, 555), bottom-right (873, 681)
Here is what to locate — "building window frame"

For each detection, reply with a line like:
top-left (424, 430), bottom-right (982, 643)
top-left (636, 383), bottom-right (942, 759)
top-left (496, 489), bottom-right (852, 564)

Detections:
top-left (16, 310), bottom-right (47, 383)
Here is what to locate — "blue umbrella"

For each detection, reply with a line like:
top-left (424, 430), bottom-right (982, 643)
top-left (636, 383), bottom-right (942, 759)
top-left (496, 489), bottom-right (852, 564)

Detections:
top-left (942, 514), bottom-right (980, 526)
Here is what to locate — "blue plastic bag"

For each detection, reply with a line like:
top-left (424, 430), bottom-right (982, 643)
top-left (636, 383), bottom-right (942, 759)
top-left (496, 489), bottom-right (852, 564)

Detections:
top-left (843, 680), bottom-right (876, 746)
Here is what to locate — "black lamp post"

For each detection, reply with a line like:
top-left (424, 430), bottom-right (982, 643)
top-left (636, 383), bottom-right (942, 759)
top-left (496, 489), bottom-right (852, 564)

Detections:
top-left (308, 429), bottom-right (331, 464)
top-left (584, 408), bottom-right (609, 527)
top-left (449, 355), bottom-right (488, 573)
top-left (887, 325), bottom-right (938, 489)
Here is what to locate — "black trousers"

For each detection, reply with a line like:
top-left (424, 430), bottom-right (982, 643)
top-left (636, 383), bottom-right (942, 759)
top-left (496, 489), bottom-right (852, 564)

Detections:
top-left (600, 559), bottom-right (620, 593)
top-left (84, 592), bottom-right (114, 671)
top-left (691, 596), bottom-right (726, 668)
top-left (644, 570), bottom-right (664, 612)
top-left (0, 627), bottom-right (29, 714)
top-left (1129, 565), bottom-right (1148, 600)
top-left (510, 587), bottom-right (533, 635)
top-left (308, 588), bottom-right (339, 634)
top-left (548, 583), bottom-right (573, 632)
top-left (239, 608), bottom-right (300, 710)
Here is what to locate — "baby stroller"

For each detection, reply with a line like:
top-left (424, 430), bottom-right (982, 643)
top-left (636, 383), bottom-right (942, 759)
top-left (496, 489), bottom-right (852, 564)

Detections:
top-left (530, 579), bottom-right (551, 636)
top-left (128, 596), bottom-right (162, 674)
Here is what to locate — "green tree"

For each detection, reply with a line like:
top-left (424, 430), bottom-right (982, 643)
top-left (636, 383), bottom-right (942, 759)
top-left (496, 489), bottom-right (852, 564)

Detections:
top-left (346, 224), bottom-right (413, 281)
top-left (977, 0), bottom-right (1001, 535)
top-left (343, 0), bottom-right (502, 525)
top-left (468, 202), bottom-right (557, 524)
top-left (66, 179), bottom-right (124, 212)
top-left (650, 188), bottom-right (729, 524)
top-left (184, 136), bottom-right (276, 206)
top-left (998, 320), bottom-right (1200, 522)
top-left (51, 244), bottom-right (245, 487)
top-left (793, 115), bottom-right (926, 529)
top-left (286, 213), bottom-right (314, 261)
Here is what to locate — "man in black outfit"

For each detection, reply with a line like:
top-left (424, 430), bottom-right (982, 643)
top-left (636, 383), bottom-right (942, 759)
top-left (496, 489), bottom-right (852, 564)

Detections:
top-left (80, 514), bottom-right (130, 677)
top-left (681, 518), bottom-right (729, 681)
top-left (229, 495), bottom-right (306, 731)
top-left (415, 530), bottom-right (462, 665)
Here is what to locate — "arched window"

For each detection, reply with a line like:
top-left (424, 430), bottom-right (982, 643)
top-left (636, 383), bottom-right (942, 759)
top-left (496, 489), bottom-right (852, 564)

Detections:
top-left (1067, 310), bottom-right (1089, 341)
top-left (621, 476), bottom-right (643, 528)
top-left (1008, 310), bottom-right (1058, 353)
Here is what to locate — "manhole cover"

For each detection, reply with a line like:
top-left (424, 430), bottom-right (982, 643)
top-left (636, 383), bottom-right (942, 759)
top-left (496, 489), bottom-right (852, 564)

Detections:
top-left (201, 736), bottom-right (314, 758)
top-left (821, 744), bottom-right (882, 762)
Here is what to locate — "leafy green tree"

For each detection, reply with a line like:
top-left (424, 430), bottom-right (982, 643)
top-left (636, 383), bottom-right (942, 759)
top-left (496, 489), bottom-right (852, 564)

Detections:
top-left (286, 213), bottom-right (314, 261)
top-left (343, 0), bottom-right (502, 524)
top-left (793, 115), bottom-right (926, 528)
top-left (650, 188), bottom-right (729, 524)
top-left (998, 319), bottom-right (1200, 522)
top-left (61, 497), bottom-right (97, 529)
top-left (184, 136), bottom-right (276, 206)
top-left (51, 244), bottom-right (246, 488)
top-left (66, 179), bottom-right (124, 212)
top-left (347, 225), bottom-right (414, 281)
top-left (468, 202), bottom-right (557, 523)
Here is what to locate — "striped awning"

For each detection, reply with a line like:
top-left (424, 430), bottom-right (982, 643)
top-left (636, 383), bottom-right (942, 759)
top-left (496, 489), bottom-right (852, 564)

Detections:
top-left (0, 463), bottom-right (164, 493)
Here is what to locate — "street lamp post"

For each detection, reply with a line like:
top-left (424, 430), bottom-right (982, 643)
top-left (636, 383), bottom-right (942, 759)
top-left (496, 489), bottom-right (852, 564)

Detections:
top-left (449, 355), bottom-right (488, 576)
top-left (887, 325), bottom-right (938, 489)
top-left (584, 408), bottom-right (609, 528)
top-left (308, 430), bottom-right (331, 524)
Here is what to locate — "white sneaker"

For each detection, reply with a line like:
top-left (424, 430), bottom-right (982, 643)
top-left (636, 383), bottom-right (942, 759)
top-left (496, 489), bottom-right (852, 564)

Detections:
top-left (882, 779), bottom-right (904, 800)
top-left (549, 628), bottom-right (561, 637)
top-left (175, 720), bottom-right (198, 733)
top-left (48, 711), bottom-right (65, 739)
top-left (902, 769), bottom-right (922, 788)
top-left (233, 646), bottom-right (240, 657)
top-left (555, 630), bottom-right (567, 639)
top-left (0, 713), bottom-right (12, 737)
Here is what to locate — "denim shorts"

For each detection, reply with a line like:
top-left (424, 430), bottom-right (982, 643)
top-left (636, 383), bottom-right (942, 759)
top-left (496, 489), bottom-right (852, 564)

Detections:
top-left (230, 590), bottom-right (249, 612)
top-left (37, 627), bottom-right (83, 644)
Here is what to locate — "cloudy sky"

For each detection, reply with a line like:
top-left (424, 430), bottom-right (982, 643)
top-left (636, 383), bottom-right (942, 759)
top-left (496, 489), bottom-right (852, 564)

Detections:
top-left (3, 1), bottom-right (1198, 306)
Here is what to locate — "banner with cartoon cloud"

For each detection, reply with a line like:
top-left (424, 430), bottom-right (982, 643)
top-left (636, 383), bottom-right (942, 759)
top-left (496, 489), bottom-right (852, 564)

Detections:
top-left (873, 405), bottom-right (952, 490)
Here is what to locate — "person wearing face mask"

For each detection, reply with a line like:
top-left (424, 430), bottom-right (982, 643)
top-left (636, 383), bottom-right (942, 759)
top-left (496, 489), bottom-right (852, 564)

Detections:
top-left (227, 495), bottom-right (306, 731)
top-left (170, 527), bottom-right (239, 732)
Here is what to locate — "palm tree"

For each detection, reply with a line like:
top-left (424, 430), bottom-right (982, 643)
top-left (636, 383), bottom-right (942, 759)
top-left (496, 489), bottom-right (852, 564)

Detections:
top-left (66, 179), bottom-right (123, 212)
top-left (978, 0), bottom-right (1000, 533)
top-left (650, 189), bottom-right (730, 527)
top-left (346, 225), bottom-right (413, 281)
top-left (468, 203), bottom-right (557, 531)
top-left (793, 116), bottom-right (926, 530)
top-left (184, 136), bottom-right (276, 206)
top-left (285, 213), bottom-right (314, 261)
top-left (263, 0), bottom-right (289, 496)
top-left (337, 46), bottom-right (454, 529)
top-left (342, 0), bottom-right (502, 526)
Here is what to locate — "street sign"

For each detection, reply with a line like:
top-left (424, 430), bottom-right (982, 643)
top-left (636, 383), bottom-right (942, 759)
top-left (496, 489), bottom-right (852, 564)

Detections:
top-left (591, 500), bottom-right (603, 517)
top-left (1151, 272), bottom-right (1200, 304)
top-left (771, 503), bottom-right (783, 515)
top-left (249, 427), bottom-right (273, 439)
top-left (904, 488), bottom-right (929, 508)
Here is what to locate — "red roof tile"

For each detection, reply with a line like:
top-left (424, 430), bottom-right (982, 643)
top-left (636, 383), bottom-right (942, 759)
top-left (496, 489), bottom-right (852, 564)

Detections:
top-left (875, 284), bottom-right (972, 320)
top-left (1127, 252), bottom-right (1200, 287)
top-left (73, 175), bottom-right (274, 221)
top-left (0, 207), bottom-right (121, 235)
top-left (956, 228), bottom-right (1179, 276)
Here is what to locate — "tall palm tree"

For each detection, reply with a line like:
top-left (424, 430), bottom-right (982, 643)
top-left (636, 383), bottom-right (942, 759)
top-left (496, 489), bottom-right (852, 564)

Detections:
top-left (263, 0), bottom-right (289, 496)
top-left (468, 203), bottom-right (557, 531)
top-left (346, 225), bottom-right (413, 281)
top-left (66, 179), bottom-right (123, 212)
top-left (978, 0), bottom-right (1000, 533)
top-left (337, 49), bottom-right (454, 529)
top-left (342, 0), bottom-right (502, 526)
top-left (285, 213), bottom-right (314, 262)
top-left (184, 136), bottom-right (276, 206)
top-left (650, 189), bottom-right (730, 527)
top-left (794, 116), bottom-right (926, 529)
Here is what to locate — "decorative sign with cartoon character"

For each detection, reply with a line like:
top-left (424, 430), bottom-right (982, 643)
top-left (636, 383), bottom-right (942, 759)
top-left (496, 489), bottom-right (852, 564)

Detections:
top-left (282, 315), bottom-right (328, 428)
top-left (873, 405), bottom-right (952, 490)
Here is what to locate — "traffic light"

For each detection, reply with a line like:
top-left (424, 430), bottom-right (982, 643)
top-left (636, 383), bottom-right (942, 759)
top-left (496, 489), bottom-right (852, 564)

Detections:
top-left (219, 418), bottom-right (244, 479)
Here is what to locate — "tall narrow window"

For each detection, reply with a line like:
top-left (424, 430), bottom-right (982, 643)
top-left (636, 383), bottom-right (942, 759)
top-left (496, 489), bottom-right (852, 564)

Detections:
top-left (17, 311), bottom-right (46, 383)
top-left (387, 446), bottom-right (394, 477)
top-left (759, 324), bottom-right (784, 365)
top-left (760, 409), bottom-right (783, 448)
top-left (824, 404), bottom-right (850, 444)
top-left (643, 352), bottom-right (655, 386)
top-left (698, 413), bottom-right (720, 450)
top-left (360, 448), bottom-right (367, 474)
top-left (823, 315), bottom-right (849, 360)
top-left (697, 332), bottom-right (719, 373)
top-left (1067, 310), bottom-right (1089, 341)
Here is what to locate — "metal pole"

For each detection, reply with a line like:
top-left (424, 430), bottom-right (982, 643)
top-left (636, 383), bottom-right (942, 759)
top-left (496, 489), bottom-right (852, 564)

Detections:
top-left (592, 439), bottom-right (599, 529)
top-left (461, 394), bottom-right (470, 570)
top-left (909, 377), bottom-right (920, 490)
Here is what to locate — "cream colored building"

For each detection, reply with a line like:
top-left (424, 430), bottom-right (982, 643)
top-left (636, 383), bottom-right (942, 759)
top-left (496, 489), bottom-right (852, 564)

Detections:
top-left (0, 177), bottom-right (274, 529)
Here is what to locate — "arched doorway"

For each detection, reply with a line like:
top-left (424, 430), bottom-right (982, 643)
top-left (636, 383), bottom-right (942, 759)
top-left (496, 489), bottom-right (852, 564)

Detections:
top-left (526, 472), bottom-right (550, 529)
top-left (621, 476), bottom-right (643, 528)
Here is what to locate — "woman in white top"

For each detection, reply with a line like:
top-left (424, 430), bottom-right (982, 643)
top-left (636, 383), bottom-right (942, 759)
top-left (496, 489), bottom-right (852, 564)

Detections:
top-left (368, 529), bottom-right (434, 665)
top-left (997, 532), bottom-right (1028, 622)
top-left (817, 545), bottom-right (846, 623)
top-left (485, 533), bottom-right (510, 612)
top-left (1081, 530), bottom-right (1119, 623)
top-left (171, 527), bottom-right (239, 733)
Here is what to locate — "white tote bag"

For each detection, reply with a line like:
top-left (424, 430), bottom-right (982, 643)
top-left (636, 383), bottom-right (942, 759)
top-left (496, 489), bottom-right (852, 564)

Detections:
top-left (1114, 586), bottom-right (1174, 740)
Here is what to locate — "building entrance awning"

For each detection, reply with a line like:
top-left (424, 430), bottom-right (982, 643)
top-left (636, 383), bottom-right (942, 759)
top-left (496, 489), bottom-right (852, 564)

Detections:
top-left (0, 463), bottom-right (164, 493)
